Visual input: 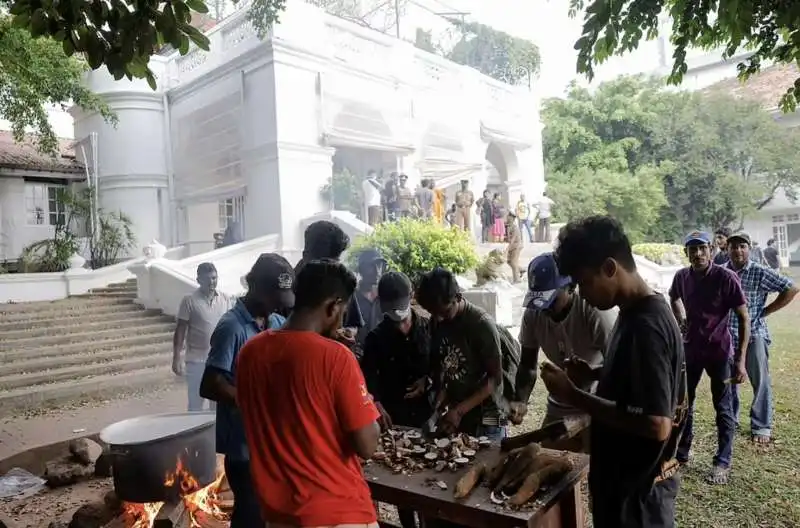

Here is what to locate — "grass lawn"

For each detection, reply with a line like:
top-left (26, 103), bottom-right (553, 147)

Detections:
top-left (512, 270), bottom-right (800, 527)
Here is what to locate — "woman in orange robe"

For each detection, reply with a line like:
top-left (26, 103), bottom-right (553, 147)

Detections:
top-left (432, 185), bottom-right (445, 225)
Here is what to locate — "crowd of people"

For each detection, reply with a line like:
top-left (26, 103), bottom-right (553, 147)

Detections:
top-left (360, 171), bottom-right (555, 245)
top-left (168, 216), bottom-right (796, 528)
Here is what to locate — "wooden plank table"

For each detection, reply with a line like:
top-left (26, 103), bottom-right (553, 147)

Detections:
top-left (365, 447), bottom-right (589, 528)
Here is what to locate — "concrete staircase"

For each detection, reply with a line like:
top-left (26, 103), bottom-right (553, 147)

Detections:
top-left (0, 279), bottom-right (177, 416)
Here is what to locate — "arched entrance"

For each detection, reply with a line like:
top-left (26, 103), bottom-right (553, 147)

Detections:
top-left (484, 141), bottom-right (519, 205)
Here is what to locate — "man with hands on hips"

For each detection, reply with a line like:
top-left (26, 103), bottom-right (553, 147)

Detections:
top-left (539, 216), bottom-right (687, 528)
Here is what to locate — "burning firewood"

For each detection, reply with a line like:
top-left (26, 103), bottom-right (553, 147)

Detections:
top-left (193, 510), bottom-right (230, 528)
top-left (153, 502), bottom-right (190, 528)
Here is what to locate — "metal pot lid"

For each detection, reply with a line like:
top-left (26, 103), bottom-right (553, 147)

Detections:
top-left (100, 412), bottom-right (216, 446)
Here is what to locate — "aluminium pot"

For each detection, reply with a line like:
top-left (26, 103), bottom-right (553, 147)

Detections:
top-left (99, 412), bottom-right (216, 504)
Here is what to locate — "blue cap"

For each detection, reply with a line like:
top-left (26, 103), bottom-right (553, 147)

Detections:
top-left (684, 231), bottom-right (712, 246)
top-left (523, 253), bottom-right (573, 310)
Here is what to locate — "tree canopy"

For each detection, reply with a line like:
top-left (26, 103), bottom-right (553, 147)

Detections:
top-left (571, 0), bottom-right (800, 112)
top-left (0, 15), bottom-right (114, 153)
top-left (544, 75), bottom-right (800, 242)
top-left (445, 19), bottom-right (540, 86)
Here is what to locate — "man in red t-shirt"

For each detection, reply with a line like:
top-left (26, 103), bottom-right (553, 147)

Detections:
top-left (237, 259), bottom-right (381, 528)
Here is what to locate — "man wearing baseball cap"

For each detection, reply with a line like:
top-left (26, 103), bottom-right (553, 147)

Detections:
top-left (510, 253), bottom-right (616, 451)
top-left (361, 271), bottom-right (431, 528)
top-left (200, 253), bottom-right (295, 527)
top-left (725, 232), bottom-right (798, 446)
top-left (669, 230), bottom-right (749, 485)
top-left (346, 248), bottom-right (388, 358)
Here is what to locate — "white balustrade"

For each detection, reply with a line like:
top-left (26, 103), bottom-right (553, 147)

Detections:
top-left (162, 0), bottom-right (535, 135)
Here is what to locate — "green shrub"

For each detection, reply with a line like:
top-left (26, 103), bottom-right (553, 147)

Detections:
top-left (632, 243), bottom-right (688, 266)
top-left (348, 219), bottom-right (479, 282)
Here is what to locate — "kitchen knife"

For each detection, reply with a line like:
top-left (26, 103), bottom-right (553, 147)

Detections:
top-left (500, 415), bottom-right (590, 452)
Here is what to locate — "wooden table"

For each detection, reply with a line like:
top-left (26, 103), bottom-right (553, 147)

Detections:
top-left (365, 447), bottom-right (589, 528)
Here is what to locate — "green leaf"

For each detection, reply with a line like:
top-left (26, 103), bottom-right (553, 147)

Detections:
top-left (185, 0), bottom-right (210, 15)
top-left (178, 35), bottom-right (190, 55)
top-left (146, 71), bottom-right (158, 90)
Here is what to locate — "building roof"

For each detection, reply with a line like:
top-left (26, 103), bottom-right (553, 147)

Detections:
top-left (704, 63), bottom-right (799, 110)
top-left (0, 131), bottom-right (85, 175)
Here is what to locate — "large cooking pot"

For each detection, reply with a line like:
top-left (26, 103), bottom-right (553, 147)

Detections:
top-left (99, 412), bottom-right (216, 504)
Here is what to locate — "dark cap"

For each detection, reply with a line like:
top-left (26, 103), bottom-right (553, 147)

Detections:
top-left (523, 253), bottom-right (572, 310)
top-left (683, 230), bottom-right (712, 246)
top-left (357, 248), bottom-right (387, 269)
top-left (378, 271), bottom-right (413, 322)
top-left (727, 232), bottom-right (751, 246)
top-left (246, 253), bottom-right (295, 305)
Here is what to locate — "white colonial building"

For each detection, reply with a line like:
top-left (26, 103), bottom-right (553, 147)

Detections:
top-left (63, 0), bottom-right (543, 260)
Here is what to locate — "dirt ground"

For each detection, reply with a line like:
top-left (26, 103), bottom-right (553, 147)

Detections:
top-left (0, 477), bottom-right (113, 528)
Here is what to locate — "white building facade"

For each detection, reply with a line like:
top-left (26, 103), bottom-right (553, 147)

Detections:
top-left (69, 0), bottom-right (544, 259)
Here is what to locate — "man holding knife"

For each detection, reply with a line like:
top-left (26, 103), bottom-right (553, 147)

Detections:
top-left (536, 216), bottom-right (687, 527)
top-left (509, 252), bottom-right (616, 452)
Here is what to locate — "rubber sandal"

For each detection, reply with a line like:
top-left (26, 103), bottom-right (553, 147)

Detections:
top-left (705, 465), bottom-right (730, 485)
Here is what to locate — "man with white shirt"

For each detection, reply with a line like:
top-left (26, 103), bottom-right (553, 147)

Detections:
top-left (362, 170), bottom-right (383, 226)
top-left (535, 191), bottom-right (555, 242)
top-left (173, 262), bottom-right (236, 411)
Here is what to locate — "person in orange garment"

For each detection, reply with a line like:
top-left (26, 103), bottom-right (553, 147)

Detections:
top-left (237, 259), bottom-right (381, 528)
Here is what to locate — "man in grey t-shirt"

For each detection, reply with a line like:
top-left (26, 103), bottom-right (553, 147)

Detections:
top-left (415, 179), bottom-right (435, 219)
top-left (173, 262), bottom-right (235, 411)
top-left (510, 253), bottom-right (616, 450)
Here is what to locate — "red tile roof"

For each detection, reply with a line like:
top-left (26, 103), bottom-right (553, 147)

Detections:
top-left (0, 131), bottom-right (84, 174)
top-left (704, 63), bottom-right (799, 110)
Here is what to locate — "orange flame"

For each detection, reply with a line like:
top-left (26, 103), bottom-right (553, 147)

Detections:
top-left (121, 455), bottom-right (231, 527)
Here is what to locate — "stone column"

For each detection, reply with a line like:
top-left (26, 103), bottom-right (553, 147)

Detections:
top-left (239, 40), bottom-right (334, 253)
top-left (71, 61), bottom-right (171, 256)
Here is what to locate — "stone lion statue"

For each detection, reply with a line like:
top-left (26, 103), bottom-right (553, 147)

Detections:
top-left (475, 249), bottom-right (508, 286)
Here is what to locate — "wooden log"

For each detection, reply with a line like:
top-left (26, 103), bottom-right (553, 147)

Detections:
top-left (193, 510), bottom-right (230, 528)
top-left (153, 502), bottom-right (190, 528)
top-left (102, 515), bottom-right (129, 528)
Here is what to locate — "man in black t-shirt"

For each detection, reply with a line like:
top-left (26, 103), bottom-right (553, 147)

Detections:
top-left (540, 216), bottom-right (687, 528)
top-left (763, 238), bottom-right (781, 270)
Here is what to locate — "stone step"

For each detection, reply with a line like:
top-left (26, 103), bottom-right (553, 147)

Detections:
top-left (0, 313), bottom-right (175, 340)
top-left (74, 291), bottom-right (137, 299)
top-left (0, 352), bottom-right (171, 391)
top-left (90, 283), bottom-right (138, 294)
top-left (0, 296), bottom-right (137, 314)
top-left (1, 332), bottom-right (172, 363)
top-left (0, 322), bottom-right (175, 348)
top-left (0, 301), bottom-right (146, 324)
top-left (0, 367), bottom-right (178, 416)
top-left (0, 343), bottom-right (172, 377)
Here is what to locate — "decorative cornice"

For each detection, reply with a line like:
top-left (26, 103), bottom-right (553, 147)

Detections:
top-left (69, 91), bottom-right (164, 118)
top-left (168, 42), bottom-right (271, 102)
top-left (240, 141), bottom-right (335, 164)
top-left (480, 122), bottom-right (534, 150)
top-left (97, 172), bottom-right (169, 191)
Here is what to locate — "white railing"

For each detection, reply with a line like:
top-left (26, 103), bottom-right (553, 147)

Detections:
top-left (129, 233), bottom-right (282, 315)
top-left (163, 0), bottom-right (535, 132)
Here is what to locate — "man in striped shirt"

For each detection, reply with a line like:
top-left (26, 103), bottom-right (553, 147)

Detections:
top-left (726, 233), bottom-right (798, 445)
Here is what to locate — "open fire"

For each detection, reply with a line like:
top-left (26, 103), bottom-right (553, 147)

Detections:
top-left (120, 457), bottom-right (231, 528)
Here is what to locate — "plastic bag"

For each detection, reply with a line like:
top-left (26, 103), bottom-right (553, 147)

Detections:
top-left (0, 467), bottom-right (46, 499)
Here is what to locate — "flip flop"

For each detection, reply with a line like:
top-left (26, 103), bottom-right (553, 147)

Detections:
top-left (705, 465), bottom-right (730, 485)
